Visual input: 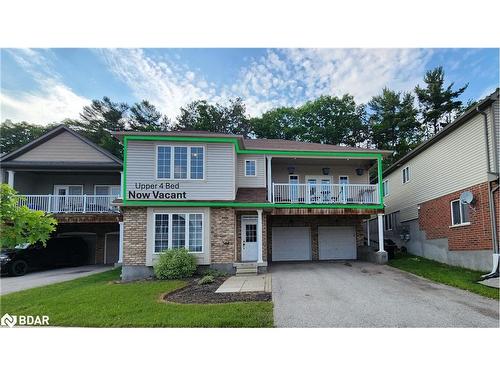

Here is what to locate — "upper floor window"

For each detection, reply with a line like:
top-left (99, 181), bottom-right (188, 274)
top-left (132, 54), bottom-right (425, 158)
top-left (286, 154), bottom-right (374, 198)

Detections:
top-left (383, 180), bottom-right (389, 197)
top-left (245, 160), bottom-right (257, 177)
top-left (451, 199), bottom-right (470, 226)
top-left (157, 145), bottom-right (204, 180)
top-left (402, 166), bottom-right (410, 184)
top-left (94, 185), bottom-right (121, 196)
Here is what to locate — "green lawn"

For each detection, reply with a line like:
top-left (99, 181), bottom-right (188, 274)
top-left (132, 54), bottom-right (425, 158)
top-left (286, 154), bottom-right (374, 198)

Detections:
top-left (389, 253), bottom-right (499, 300)
top-left (0, 269), bottom-right (274, 327)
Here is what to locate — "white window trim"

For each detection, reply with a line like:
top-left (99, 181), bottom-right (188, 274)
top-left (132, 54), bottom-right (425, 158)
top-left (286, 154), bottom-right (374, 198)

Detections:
top-left (384, 213), bottom-right (393, 231)
top-left (288, 174), bottom-right (299, 183)
top-left (450, 199), bottom-right (471, 227)
top-left (53, 184), bottom-right (84, 195)
top-left (339, 175), bottom-right (349, 184)
top-left (383, 179), bottom-right (389, 197)
top-left (153, 212), bottom-right (204, 254)
top-left (94, 185), bottom-right (121, 195)
top-left (402, 166), bottom-right (410, 184)
top-left (155, 144), bottom-right (206, 181)
top-left (244, 159), bottom-right (257, 177)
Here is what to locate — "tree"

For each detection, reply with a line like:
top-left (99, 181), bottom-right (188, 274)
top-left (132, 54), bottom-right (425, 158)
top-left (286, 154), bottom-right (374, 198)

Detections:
top-left (297, 95), bottom-right (367, 146)
top-left (368, 88), bottom-right (423, 164)
top-left (0, 184), bottom-right (57, 249)
top-left (65, 97), bottom-right (130, 157)
top-left (129, 100), bottom-right (171, 132)
top-left (415, 66), bottom-right (468, 134)
top-left (251, 107), bottom-right (301, 140)
top-left (174, 98), bottom-right (252, 137)
top-left (0, 120), bottom-right (55, 155)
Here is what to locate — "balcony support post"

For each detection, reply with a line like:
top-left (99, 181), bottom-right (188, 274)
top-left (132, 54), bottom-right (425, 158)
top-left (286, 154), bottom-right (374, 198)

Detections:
top-left (83, 195), bottom-right (87, 213)
top-left (7, 170), bottom-right (15, 188)
top-left (257, 209), bottom-right (263, 263)
top-left (266, 157), bottom-right (272, 202)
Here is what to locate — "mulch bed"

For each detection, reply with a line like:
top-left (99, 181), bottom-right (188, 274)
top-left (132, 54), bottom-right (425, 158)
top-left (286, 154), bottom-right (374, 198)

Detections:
top-left (164, 277), bottom-right (272, 304)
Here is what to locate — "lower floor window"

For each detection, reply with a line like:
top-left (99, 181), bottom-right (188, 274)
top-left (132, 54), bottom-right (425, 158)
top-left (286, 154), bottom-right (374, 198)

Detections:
top-left (384, 213), bottom-right (394, 231)
top-left (154, 213), bottom-right (203, 253)
top-left (451, 200), bottom-right (470, 226)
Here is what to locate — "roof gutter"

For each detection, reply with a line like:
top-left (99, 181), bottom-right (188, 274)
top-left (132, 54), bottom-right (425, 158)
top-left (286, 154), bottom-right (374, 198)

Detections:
top-left (477, 105), bottom-right (499, 279)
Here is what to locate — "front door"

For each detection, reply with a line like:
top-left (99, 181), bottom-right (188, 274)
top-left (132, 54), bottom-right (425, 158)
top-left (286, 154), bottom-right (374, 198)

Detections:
top-left (241, 216), bottom-right (258, 262)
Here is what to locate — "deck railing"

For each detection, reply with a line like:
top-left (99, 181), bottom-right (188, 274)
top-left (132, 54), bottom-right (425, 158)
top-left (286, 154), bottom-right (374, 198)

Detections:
top-left (17, 195), bottom-right (120, 213)
top-left (272, 183), bottom-right (379, 204)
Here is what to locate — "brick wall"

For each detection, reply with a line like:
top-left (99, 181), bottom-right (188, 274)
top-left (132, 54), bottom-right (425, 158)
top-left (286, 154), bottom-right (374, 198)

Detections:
top-left (419, 182), bottom-right (495, 251)
top-left (267, 215), bottom-right (366, 261)
top-left (235, 211), bottom-right (268, 262)
top-left (210, 208), bottom-right (236, 264)
top-left (54, 213), bottom-right (121, 224)
top-left (123, 207), bottom-right (147, 265)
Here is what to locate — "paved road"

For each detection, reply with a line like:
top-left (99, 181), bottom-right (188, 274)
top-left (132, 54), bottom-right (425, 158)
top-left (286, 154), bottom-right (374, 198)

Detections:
top-left (271, 262), bottom-right (499, 328)
top-left (0, 265), bottom-right (113, 296)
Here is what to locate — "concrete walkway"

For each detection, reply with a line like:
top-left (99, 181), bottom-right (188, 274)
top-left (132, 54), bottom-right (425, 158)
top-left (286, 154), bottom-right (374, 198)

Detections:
top-left (216, 274), bottom-right (272, 293)
top-left (272, 262), bottom-right (499, 328)
top-left (479, 277), bottom-right (499, 289)
top-left (0, 265), bottom-right (113, 296)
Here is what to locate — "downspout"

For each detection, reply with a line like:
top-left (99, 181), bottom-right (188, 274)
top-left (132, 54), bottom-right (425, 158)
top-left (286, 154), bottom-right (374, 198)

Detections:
top-left (477, 105), bottom-right (499, 279)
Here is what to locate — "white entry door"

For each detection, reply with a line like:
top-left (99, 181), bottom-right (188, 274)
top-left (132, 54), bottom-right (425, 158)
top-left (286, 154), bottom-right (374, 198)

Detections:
top-left (241, 216), bottom-right (258, 262)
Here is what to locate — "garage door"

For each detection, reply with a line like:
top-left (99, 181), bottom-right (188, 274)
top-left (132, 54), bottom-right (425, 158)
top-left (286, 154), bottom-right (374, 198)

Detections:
top-left (272, 227), bottom-right (311, 261)
top-left (105, 233), bottom-right (119, 264)
top-left (318, 226), bottom-right (356, 260)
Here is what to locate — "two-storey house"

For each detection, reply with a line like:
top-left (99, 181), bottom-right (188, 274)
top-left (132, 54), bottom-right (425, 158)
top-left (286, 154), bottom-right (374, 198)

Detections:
top-left (114, 130), bottom-right (391, 281)
top-left (0, 125), bottom-right (123, 265)
top-left (371, 88), bottom-right (499, 274)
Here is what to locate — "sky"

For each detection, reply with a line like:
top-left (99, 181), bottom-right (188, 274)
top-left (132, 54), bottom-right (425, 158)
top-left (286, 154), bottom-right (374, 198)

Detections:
top-left (1, 48), bottom-right (498, 125)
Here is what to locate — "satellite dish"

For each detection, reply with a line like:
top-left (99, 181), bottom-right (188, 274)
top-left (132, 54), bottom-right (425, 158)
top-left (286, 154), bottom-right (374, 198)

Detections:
top-left (460, 191), bottom-right (474, 204)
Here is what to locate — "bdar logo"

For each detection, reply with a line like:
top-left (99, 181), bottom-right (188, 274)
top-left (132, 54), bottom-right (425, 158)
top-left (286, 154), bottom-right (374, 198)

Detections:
top-left (1, 313), bottom-right (17, 328)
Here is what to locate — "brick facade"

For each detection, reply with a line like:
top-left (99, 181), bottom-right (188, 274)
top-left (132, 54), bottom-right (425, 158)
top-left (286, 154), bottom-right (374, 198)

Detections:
top-left (267, 214), bottom-right (366, 261)
top-left (122, 207), bottom-right (147, 265)
top-left (210, 208), bottom-right (236, 264)
top-left (419, 182), bottom-right (496, 251)
top-left (235, 211), bottom-right (268, 262)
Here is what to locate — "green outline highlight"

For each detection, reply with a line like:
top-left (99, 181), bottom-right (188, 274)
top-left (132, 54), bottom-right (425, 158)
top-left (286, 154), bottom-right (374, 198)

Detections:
top-left (122, 135), bottom-right (385, 209)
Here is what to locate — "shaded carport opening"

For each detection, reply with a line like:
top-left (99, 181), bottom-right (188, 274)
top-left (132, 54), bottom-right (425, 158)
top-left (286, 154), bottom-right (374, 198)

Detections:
top-left (267, 215), bottom-right (364, 263)
top-left (56, 232), bottom-right (97, 265)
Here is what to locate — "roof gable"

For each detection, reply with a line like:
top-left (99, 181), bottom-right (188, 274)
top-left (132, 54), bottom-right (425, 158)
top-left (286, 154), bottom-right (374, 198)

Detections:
top-left (1, 125), bottom-right (122, 165)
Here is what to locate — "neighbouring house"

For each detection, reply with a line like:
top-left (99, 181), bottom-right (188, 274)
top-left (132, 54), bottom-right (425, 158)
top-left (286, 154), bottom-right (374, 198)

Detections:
top-left (113, 130), bottom-right (392, 281)
top-left (0, 125), bottom-right (124, 265)
top-left (367, 88), bottom-right (499, 272)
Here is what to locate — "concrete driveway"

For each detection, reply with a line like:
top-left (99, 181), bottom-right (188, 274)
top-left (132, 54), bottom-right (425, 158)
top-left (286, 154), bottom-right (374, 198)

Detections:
top-left (271, 262), bottom-right (499, 328)
top-left (0, 265), bottom-right (113, 296)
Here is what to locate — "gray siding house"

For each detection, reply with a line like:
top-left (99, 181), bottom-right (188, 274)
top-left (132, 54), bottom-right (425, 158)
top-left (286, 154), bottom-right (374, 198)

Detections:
top-left (0, 125), bottom-right (123, 265)
top-left (114, 130), bottom-right (391, 281)
top-left (367, 88), bottom-right (499, 272)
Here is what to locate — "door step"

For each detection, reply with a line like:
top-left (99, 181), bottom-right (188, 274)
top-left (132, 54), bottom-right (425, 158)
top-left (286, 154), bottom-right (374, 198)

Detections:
top-left (234, 262), bottom-right (259, 275)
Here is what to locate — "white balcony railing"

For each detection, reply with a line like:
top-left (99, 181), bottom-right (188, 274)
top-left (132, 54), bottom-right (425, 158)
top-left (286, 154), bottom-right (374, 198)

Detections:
top-left (17, 195), bottom-right (120, 214)
top-left (272, 183), bottom-right (379, 205)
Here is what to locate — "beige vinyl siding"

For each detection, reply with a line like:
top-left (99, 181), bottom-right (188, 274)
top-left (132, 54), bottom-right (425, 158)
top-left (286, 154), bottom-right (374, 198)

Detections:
top-left (271, 160), bottom-right (371, 185)
top-left (493, 100), bottom-right (500, 172)
top-left (384, 112), bottom-right (491, 222)
top-left (236, 154), bottom-right (266, 188)
top-left (126, 141), bottom-right (236, 201)
top-left (14, 132), bottom-right (112, 162)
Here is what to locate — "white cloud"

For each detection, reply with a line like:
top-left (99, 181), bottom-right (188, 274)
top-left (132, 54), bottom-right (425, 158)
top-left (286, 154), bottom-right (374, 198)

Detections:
top-left (1, 78), bottom-right (90, 124)
top-left (1, 49), bottom-right (90, 124)
top-left (98, 49), bottom-right (216, 119)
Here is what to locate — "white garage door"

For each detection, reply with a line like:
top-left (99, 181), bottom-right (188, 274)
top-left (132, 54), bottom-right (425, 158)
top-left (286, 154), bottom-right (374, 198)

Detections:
top-left (318, 226), bottom-right (356, 260)
top-left (272, 227), bottom-right (311, 261)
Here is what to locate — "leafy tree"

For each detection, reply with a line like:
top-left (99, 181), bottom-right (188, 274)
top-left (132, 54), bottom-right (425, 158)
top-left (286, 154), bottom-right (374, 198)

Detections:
top-left (174, 98), bottom-right (252, 137)
top-left (297, 95), bottom-right (367, 146)
top-left (0, 120), bottom-right (55, 155)
top-left (368, 88), bottom-right (423, 165)
top-left (415, 66), bottom-right (468, 134)
top-left (0, 184), bottom-right (57, 249)
top-left (251, 107), bottom-right (301, 140)
top-left (129, 100), bottom-right (171, 132)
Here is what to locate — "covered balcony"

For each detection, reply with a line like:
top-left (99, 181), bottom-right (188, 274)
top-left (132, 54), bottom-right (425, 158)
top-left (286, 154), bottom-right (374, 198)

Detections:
top-left (266, 156), bottom-right (382, 206)
top-left (18, 194), bottom-right (120, 214)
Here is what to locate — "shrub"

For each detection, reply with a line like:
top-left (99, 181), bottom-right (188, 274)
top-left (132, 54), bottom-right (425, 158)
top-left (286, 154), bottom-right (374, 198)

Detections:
top-left (201, 268), bottom-right (228, 278)
top-left (198, 275), bottom-right (215, 285)
top-left (153, 248), bottom-right (197, 280)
